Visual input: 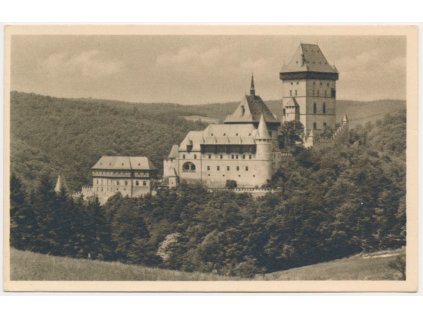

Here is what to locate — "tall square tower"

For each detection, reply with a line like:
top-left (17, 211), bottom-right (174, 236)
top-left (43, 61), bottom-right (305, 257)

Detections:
top-left (280, 44), bottom-right (339, 140)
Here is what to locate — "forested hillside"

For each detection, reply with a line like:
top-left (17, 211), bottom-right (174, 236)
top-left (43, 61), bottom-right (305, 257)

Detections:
top-left (10, 91), bottom-right (405, 193)
top-left (10, 92), bottom-right (206, 191)
top-left (10, 107), bottom-right (406, 277)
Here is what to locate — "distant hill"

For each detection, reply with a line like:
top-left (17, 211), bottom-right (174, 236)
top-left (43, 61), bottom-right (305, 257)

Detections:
top-left (175, 99), bottom-right (406, 128)
top-left (9, 91), bottom-right (405, 192)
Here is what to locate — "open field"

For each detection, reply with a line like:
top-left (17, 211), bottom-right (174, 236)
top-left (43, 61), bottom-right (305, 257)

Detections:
top-left (10, 249), bottom-right (233, 281)
top-left (260, 249), bottom-right (405, 280)
top-left (10, 248), bottom-right (404, 281)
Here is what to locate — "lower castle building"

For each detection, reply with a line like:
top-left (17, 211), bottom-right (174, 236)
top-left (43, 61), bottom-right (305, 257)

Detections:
top-left (81, 155), bottom-right (156, 204)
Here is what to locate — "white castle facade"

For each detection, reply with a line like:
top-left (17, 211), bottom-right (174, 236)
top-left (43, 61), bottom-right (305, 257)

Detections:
top-left (163, 43), bottom-right (348, 189)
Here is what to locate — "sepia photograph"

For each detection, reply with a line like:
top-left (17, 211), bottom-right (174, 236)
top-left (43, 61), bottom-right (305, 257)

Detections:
top-left (2, 25), bottom-right (418, 292)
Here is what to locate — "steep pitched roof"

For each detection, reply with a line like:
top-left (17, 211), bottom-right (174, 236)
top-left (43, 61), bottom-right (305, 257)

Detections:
top-left (281, 44), bottom-right (338, 74)
top-left (224, 94), bottom-right (279, 124)
top-left (92, 156), bottom-right (156, 170)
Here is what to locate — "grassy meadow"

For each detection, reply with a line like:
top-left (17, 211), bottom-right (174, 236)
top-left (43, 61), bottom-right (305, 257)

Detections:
top-left (10, 248), bottom-right (404, 281)
top-left (10, 249), bottom-right (233, 281)
top-left (261, 249), bottom-right (405, 280)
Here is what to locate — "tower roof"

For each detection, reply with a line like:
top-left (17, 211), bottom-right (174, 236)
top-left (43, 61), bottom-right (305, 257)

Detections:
top-left (54, 175), bottom-right (68, 193)
top-left (342, 113), bottom-right (349, 123)
top-left (257, 114), bottom-right (271, 139)
top-left (281, 44), bottom-right (338, 77)
top-left (167, 145), bottom-right (179, 159)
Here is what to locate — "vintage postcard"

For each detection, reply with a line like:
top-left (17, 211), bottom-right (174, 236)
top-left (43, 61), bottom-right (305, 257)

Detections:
top-left (2, 25), bottom-right (418, 292)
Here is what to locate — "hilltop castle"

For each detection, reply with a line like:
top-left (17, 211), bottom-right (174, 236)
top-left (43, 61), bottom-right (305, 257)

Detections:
top-left (163, 43), bottom-right (348, 189)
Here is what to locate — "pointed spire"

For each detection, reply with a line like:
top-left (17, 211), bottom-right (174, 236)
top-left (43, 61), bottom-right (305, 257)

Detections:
top-left (54, 174), bottom-right (68, 193)
top-left (257, 114), bottom-right (270, 139)
top-left (342, 113), bottom-right (349, 124)
top-left (250, 73), bottom-right (255, 96)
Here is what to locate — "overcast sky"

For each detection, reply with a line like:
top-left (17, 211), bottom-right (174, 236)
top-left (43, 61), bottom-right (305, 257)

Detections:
top-left (11, 35), bottom-right (406, 104)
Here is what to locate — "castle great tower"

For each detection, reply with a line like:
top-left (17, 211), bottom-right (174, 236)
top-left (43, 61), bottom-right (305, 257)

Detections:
top-left (280, 44), bottom-right (338, 144)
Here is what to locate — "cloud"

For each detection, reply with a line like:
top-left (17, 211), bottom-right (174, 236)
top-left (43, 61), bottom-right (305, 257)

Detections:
top-left (156, 45), bottom-right (236, 68)
top-left (38, 50), bottom-right (123, 79)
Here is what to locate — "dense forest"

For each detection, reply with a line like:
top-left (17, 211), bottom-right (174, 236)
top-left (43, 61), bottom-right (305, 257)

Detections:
top-left (10, 92), bottom-right (206, 191)
top-left (10, 100), bottom-right (406, 277)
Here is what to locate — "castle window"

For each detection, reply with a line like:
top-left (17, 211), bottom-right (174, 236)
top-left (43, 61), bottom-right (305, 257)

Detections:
top-left (223, 133), bottom-right (226, 136)
top-left (182, 162), bottom-right (196, 172)
top-left (327, 82), bottom-right (330, 87)
top-left (313, 103), bottom-right (317, 114)
top-left (313, 122), bottom-right (317, 130)
top-left (331, 88), bottom-right (336, 98)
top-left (295, 90), bottom-right (297, 96)
top-left (227, 166), bottom-right (230, 171)
top-left (291, 82), bottom-right (293, 85)
top-left (231, 155), bottom-right (234, 159)
top-left (207, 166), bottom-right (210, 171)
top-left (323, 122), bottom-right (327, 128)
top-left (283, 109), bottom-right (286, 116)
top-left (236, 155), bottom-right (239, 159)
top-left (296, 81), bottom-right (299, 85)
top-left (317, 90), bottom-right (319, 97)
top-left (236, 166), bottom-right (239, 171)
top-left (245, 166), bottom-right (249, 171)
top-left (242, 155), bottom-right (245, 159)
top-left (320, 82), bottom-right (322, 86)
top-left (290, 90), bottom-right (292, 96)
top-left (323, 102), bottom-right (326, 114)
top-left (117, 181), bottom-right (120, 185)
top-left (313, 81), bottom-right (316, 86)
top-left (143, 181), bottom-right (147, 186)
top-left (182, 154), bottom-right (186, 159)
top-left (194, 154), bottom-right (197, 159)
top-left (249, 155), bottom-right (252, 159)
top-left (208, 154), bottom-right (211, 159)
top-left (217, 166), bottom-right (220, 171)
top-left (220, 155), bottom-right (223, 159)
top-left (136, 181), bottom-right (139, 186)
top-left (125, 181), bottom-right (128, 186)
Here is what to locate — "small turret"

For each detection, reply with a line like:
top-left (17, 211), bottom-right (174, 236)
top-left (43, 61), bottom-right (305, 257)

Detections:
top-left (54, 175), bottom-right (68, 193)
top-left (342, 113), bottom-right (349, 125)
top-left (257, 114), bottom-right (271, 140)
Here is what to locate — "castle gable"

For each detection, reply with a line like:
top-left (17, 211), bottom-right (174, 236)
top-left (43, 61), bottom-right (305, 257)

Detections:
top-left (224, 95), bottom-right (279, 125)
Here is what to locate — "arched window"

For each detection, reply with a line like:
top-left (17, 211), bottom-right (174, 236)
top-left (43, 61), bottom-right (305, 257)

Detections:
top-left (313, 103), bottom-right (317, 114)
top-left (323, 102), bottom-right (326, 114)
top-left (182, 162), bottom-right (196, 172)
